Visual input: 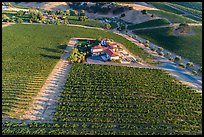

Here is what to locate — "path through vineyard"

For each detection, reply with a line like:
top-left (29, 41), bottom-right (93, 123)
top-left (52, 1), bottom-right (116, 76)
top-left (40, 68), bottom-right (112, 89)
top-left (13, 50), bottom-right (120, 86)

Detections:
top-left (21, 38), bottom-right (77, 121)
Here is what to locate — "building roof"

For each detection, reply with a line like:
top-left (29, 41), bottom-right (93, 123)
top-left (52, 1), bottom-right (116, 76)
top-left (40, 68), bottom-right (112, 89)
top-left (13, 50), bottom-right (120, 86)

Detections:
top-left (108, 43), bottom-right (117, 48)
top-left (92, 45), bottom-right (103, 50)
top-left (105, 49), bottom-right (119, 57)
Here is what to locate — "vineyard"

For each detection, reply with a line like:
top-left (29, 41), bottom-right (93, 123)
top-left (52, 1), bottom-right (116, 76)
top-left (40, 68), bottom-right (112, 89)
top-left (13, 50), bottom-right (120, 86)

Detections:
top-left (2, 24), bottom-right (152, 119)
top-left (3, 64), bottom-right (202, 135)
top-left (168, 3), bottom-right (202, 18)
top-left (127, 19), bottom-right (170, 30)
top-left (147, 10), bottom-right (198, 23)
top-left (171, 2), bottom-right (202, 11)
top-left (147, 2), bottom-right (183, 15)
top-left (133, 26), bottom-right (202, 66)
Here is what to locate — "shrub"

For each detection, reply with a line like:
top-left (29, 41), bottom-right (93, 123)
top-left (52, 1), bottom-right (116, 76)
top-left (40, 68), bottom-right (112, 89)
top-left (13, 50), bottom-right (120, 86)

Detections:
top-left (56, 20), bottom-right (61, 25)
top-left (145, 40), bottom-right (149, 44)
top-left (169, 57), bottom-right (174, 61)
top-left (17, 18), bottom-right (23, 24)
top-left (120, 13), bottom-right (125, 18)
top-left (158, 52), bottom-right (164, 56)
top-left (158, 47), bottom-right (164, 51)
top-left (166, 52), bottom-right (171, 56)
top-left (198, 67), bottom-right (202, 73)
top-left (186, 62), bottom-right (194, 67)
top-left (176, 23), bottom-right (191, 33)
top-left (179, 63), bottom-right (186, 68)
top-left (150, 47), bottom-right (156, 51)
top-left (192, 70), bottom-right (197, 75)
top-left (144, 43), bottom-right (149, 47)
top-left (141, 10), bottom-right (147, 14)
top-left (174, 56), bottom-right (181, 61)
top-left (78, 16), bottom-right (88, 21)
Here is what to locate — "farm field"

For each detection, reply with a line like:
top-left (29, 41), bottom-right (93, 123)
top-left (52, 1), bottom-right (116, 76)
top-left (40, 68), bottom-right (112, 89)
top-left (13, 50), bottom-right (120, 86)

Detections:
top-left (2, 11), bottom-right (32, 22)
top-left (2, 24), bottom-right (152, 119)
top-left (171, 2), bottom-right (202, 11)
top-left (147, 2), bottom-right (183, 15)
top-left (127, 19), bottom-right (170, 30)
top-left (147, 10), bottom-right (198, 23)
top-left (169, 3), bottom-right (202, 18)
top-left (133, 26), bottom-right (202, 66)
top-left (2, 63), bottom-right (202, 135)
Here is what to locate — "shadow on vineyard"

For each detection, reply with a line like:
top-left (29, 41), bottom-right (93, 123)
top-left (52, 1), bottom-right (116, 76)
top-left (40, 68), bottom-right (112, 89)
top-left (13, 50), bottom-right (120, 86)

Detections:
top-left (57, 44), bottom-right (67, 50)
top-left (39, 47), bottom-right (62, 53)
top-left (40, 54), bottom-right (61, 60)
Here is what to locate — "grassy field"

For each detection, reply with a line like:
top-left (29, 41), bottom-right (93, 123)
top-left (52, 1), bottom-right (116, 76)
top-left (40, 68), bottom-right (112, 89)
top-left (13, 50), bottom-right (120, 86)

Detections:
top-left (133, 26), bottom-right (202, 66)
top-left (148, 10), bottom-right (198, 23)
top-left (68, 16), bottom-right (110, 29)
top-left (147, 2), bottom-right (184, 14)
top-left (2, 24), bottom-right (152, 119)
top-left (2, 63), bottom-right (202, 135)
top-left (127, 19), bottom-right (170, 30)
top-left (12, 4), bottom-right (31, 9)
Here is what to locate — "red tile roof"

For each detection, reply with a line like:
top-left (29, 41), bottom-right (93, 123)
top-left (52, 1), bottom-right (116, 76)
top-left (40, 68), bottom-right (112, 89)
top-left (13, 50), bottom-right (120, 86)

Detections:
top-left (92, 45), bottom-right (103, 50)
top-left (105, 49), bottom-right (119, 57)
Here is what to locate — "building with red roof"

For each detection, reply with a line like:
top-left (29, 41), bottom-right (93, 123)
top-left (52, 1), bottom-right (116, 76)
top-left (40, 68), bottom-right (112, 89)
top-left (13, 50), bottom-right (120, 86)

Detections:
top-left (91, 44), bottom-right (119, 60)
top-left (104, 49), bottom-right (119, 60)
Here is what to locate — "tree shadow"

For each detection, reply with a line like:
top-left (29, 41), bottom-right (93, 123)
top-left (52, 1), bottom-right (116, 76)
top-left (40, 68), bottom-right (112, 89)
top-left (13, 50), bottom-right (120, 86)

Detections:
top-left (57, 44), bottom-right (67, 50)
top-left (39, 47), bottom-right (61, 53)
top-left (40, 54), bottom-right (60, 60)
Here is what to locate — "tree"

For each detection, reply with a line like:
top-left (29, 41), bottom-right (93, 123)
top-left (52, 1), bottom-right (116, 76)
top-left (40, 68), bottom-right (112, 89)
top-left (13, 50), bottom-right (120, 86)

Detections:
top-left (65, 10), bottom-right (70, 16)
top-left (79, 10), bottom-right (85, 16)
top-left (105, 23), bottom-right (111, 29)
top-left (37, 12), bottom-right (44, 20)
top-left (141, 10), bottom-right (147, 14)
top-left (63, 19), bottom-right (69, 25)
top-left (2, 14), bottom-right (10, 22)
top-left (176, 23), bottom-right (191, 33)
top-left (17, 10), bottom-right (26, 16)
top-left (56, 20), bottom-right (61, 25)
top-left (186, 62), bottom-right (194, 67)
top-left (70, 10), bottom-right (78, 16)
top-left (17, 18), bottom-right (23, 24)
top-left (78, 16), bottom-right (87, 21)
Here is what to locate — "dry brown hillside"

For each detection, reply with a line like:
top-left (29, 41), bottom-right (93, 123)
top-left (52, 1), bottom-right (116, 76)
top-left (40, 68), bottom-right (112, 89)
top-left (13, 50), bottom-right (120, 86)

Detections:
top-left (11, 2), bottom-right (69, 11)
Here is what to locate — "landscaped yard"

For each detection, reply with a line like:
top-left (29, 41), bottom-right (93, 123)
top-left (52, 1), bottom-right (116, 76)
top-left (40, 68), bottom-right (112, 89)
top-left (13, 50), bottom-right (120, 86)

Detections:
top-left (133, 26), bottom-right (202, 66)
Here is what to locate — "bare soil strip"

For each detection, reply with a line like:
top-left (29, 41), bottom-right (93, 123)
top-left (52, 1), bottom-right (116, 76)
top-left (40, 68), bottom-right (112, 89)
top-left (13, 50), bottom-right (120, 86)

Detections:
top-left (21, 39), bottom-right (76, 121)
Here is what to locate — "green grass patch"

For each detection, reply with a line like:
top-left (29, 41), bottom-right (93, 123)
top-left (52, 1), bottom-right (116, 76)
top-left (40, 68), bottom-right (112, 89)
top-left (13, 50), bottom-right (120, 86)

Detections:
top-left (2, 24), bottom-right (152, 118)
top-left (12, 4), bottom-right (31, 9)
top-left (133, 26), bottom-right (202, 65)
top-left (127, 19), bottom-right (170, 30)
top-left (68, 16), bottom-right (110, 29)
top-left (148, 10), bottom-right (198, 23)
